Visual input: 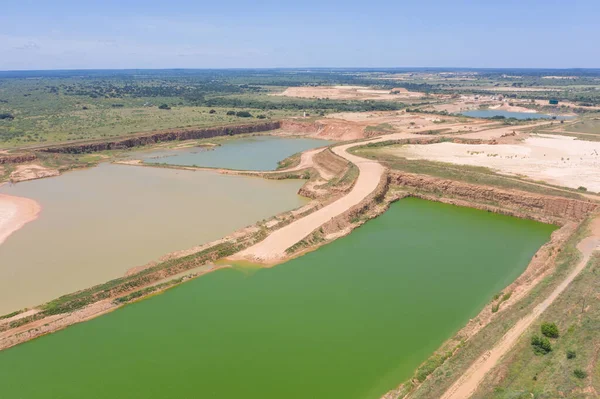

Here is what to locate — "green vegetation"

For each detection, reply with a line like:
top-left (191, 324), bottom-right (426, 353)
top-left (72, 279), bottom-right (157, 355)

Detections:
top-left (1, 68), bottom-right (598, 148)
top-left (573, 369), bottom-right (587, 379)
top-left (491, 291), bottom-right (512, 313)
top-left (276, 152), bottom-right (302, 170)
top-left (541, 322), bottom-right (559, 338)
top-left (531, 335), bottom-right (553, 355)
top-left (364, 123), bottom-right (396, 134)
top-left (564, 118), bottom-right (600, 135)
top-left (470, 253), bottom-right (600, 398)
top-left (0, 70), bottom-right (407, 148)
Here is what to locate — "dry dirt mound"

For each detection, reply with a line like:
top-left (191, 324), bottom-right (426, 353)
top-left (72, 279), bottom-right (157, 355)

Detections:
top-left (10, 164), bottom-right (59, 182)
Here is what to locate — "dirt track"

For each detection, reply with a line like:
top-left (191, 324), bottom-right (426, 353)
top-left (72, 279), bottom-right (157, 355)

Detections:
top-left (440, 216), bottom-right (600, 399)
top-left (232, 139), bottom-right (387, 262)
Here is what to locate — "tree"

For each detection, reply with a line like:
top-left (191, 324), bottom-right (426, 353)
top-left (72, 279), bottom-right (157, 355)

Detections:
top-left (541, 322), bottom-right (559, 338)
top-left (531, 335), bottom-right (552, 355)
top-left (574, 369), bottom-right (587, 379)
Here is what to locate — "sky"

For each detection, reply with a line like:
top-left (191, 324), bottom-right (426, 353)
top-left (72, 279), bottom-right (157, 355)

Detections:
top-left (1, 0), bottom-right (599, 70)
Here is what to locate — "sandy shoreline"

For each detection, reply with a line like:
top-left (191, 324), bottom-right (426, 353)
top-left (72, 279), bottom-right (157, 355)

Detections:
top-left (0, 193), bottom-right (41, 246)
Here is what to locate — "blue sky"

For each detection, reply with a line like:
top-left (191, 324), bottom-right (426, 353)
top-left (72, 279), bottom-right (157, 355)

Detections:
top-left (1, 0), bottom-right (599, 70)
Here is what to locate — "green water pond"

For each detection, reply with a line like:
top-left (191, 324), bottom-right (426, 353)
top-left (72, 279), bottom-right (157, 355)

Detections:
top-left (0, 198), bottom-right (556, 399)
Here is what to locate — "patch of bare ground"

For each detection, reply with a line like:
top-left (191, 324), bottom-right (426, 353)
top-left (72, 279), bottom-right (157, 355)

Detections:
top-left (280, 111), bottom-right (500, 141)
top-left (273, 85), bottom-right (423, 101)
top-left (0, 193), bottom-right (41, 246)
top-left (9, 163), bottom-right (60, 182)
top-left (383, 132), bottom-right (600, 192)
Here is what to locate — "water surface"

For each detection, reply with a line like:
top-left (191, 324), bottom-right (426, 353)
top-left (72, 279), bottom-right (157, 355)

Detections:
top-left (140, 135), bottom-right (333, 170)
top-left (0, 198), bottom-right (555, 398)
top-left (462, 109), bottom-right (572, 120)
top-left (0, 164), bottom-right (307, 314)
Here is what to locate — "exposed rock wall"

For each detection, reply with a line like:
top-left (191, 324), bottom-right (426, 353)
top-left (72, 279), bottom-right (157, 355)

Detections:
top-left (39, 121), bottom-right (281, 154)
top-left (390, 171), bottom-right (597, 222)
top-left (0, 154), bottom-right (37, 164)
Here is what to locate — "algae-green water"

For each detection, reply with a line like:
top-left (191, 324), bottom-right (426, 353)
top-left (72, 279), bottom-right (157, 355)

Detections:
top-left (0, 198), bottom-right (555, 399)
top-left (141, 135), bottom-right (333, 170)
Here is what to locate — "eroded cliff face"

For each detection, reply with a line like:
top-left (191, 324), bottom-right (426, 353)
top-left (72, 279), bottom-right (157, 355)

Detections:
top-left (0, 154), bottom-right (37, 165)
top-left (39, 121), bottom-right (281, 154)
top-left (389, 171), bottom-right (597, 222)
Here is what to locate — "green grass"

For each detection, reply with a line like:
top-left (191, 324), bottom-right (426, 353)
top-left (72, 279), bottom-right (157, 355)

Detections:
top-left (365, 123), bottom-right (397, 134)
top-left (474, 253), bottom-right (600, 398)
top-left (564, 118), bottom-right (600, 135)
top-left (276, 152), bottom-right (302, 170)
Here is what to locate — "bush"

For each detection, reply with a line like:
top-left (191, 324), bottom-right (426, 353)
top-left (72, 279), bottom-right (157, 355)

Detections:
top-left (158, 104), bottom-right (171, 110)
top-left (256, 114), bottom-right (267, 119)
top-left (577, 186), bottom-right (587, 192)
top-left (209, 109), bottom-right (216, 114)
top-left (567, 350), bottom-right (576, 359)
top-left (531, 335), bottom-right (552, 355)
top-left (541, 322), bottom-right (559, 338)
top-left (0, 112), bottom-right (14, 120)
top-left (235, 111), bottom-right (252, 118)
top-left (573, 369), bottom-right (587, 379)
top-left (226, 110), bottom-right (236, 116)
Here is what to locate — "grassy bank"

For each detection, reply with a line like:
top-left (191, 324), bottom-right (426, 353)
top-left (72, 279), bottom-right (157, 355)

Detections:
top-left (473, 253), bottom-right (600, 398)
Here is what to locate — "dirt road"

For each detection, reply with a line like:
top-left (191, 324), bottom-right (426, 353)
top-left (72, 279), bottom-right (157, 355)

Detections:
top-left (232, 139), bottom-right (386, 262)
top-left (440, 216), bottom-right (600, 399)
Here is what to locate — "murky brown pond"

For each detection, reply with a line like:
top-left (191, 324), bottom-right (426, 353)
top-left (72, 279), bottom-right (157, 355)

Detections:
top-left (0, 163), bottom-right (307, 314)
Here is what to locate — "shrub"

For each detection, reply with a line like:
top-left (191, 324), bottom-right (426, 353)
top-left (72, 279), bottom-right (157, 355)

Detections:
top-left (256, 114), bottom-right (267, 119)
top-left (567, 350), bottom-right (576, 359)
top-left (0, 112), bottom-right (14, 120)
top-left (158, 104), bottom-right (171, 110)
top-left (235, 111), bottom-right (252, 118)
top-left (541, 322), bottom-right (559, 338)
top-left (573, 369), bottom-right (587, 379)
top-left (531, 335), bottom-right (552, 355)
top-left (209, 109), bottom-right (216, 114)
top-left (226, 110), bottom-right (236, 116)
top-left (577, 186), bottom-right (587, 192)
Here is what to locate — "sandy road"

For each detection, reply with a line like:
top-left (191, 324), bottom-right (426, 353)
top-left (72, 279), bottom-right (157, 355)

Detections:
top-left (232, 140), bottom-right (386, 262)
top-left (440, 217), bottom-right (600, 399)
